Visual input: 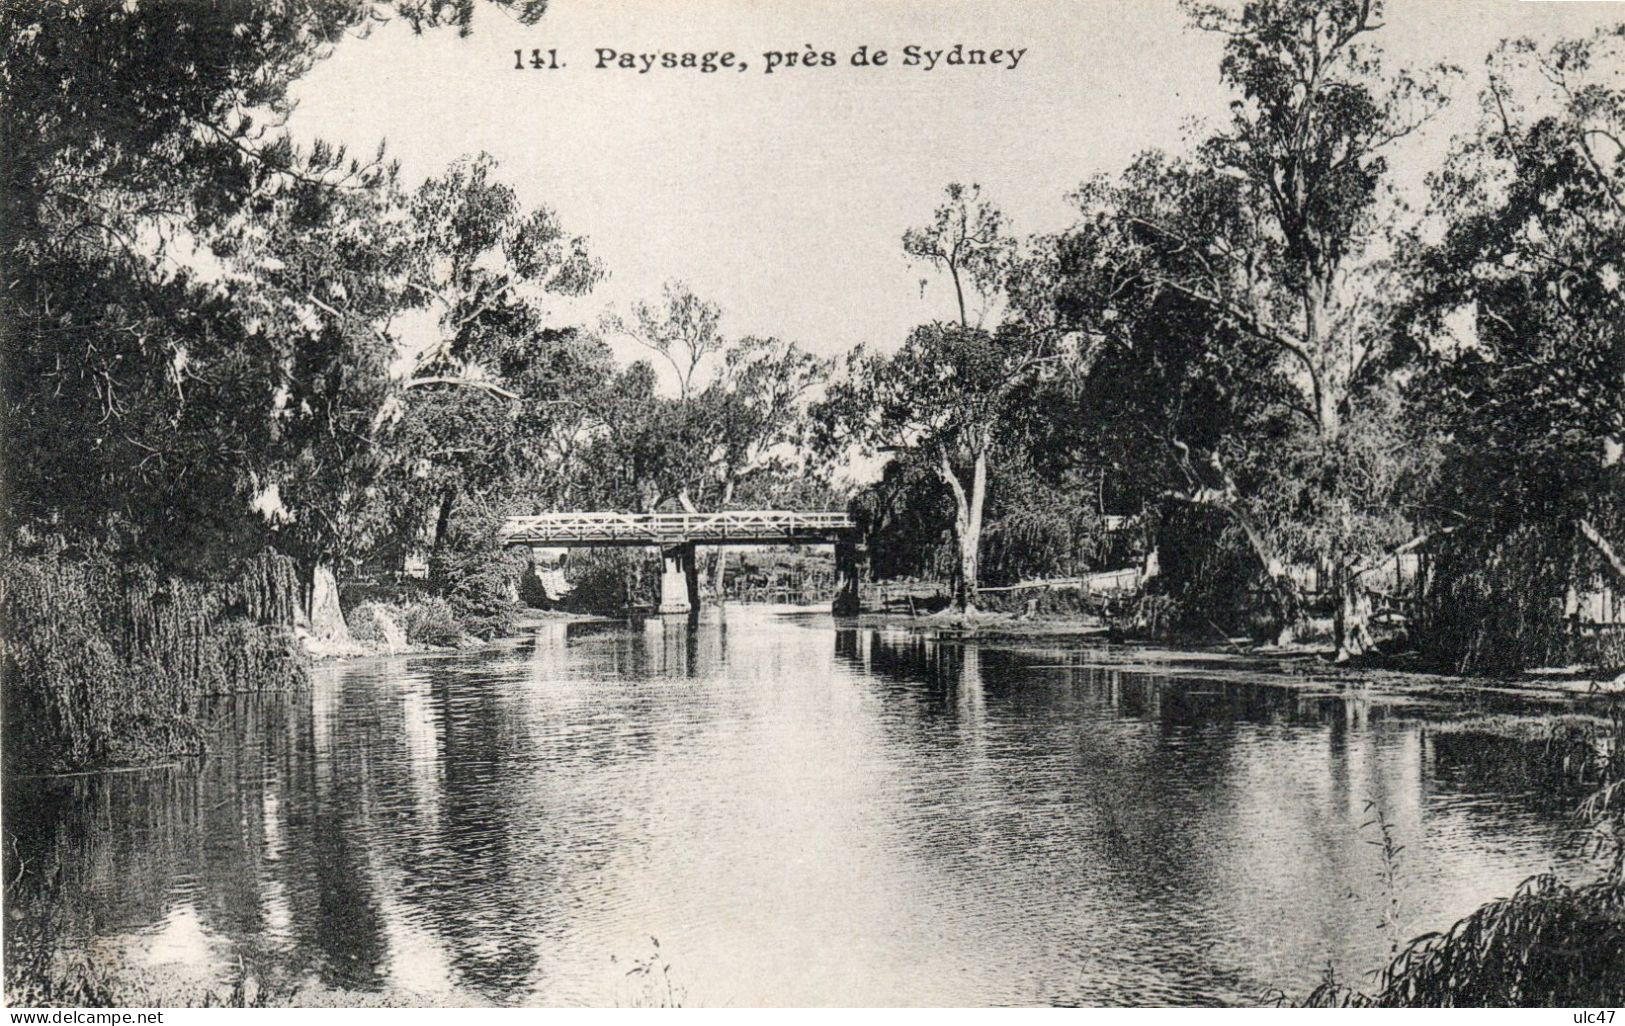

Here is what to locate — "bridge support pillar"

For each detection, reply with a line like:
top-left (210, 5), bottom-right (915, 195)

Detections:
top-left (833, 539), bottom-right (867, 616)
top-left (659, 543), bottom-right (699, 616)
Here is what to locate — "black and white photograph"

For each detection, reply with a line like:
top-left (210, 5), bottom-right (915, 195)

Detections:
top-left (2, 0), bottom-right (1624, 1011)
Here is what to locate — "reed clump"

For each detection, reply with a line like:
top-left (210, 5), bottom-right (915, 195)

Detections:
top-left (1, 549), bottom-right (307, 774)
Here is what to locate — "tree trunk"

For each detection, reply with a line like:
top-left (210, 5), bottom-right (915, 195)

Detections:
top-left (940, 447), bottom-right (987, 614)
top-left (307, 562), bottom-right (352, 643)
top-left (964, 448), bottom-right (987, 613)
top-left (957, 525), bottom-right (981, 614)
top-left (636, 479), bottom-right (660, 514)
top-left (711, 477), bottom-right (736, 604)
top-left (433, 491), bottom-right (456, 552)
top-left (1332, 561), bottom-right (1374, 662)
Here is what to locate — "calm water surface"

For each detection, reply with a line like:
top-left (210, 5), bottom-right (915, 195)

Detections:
top-left (9, 608), bottom-right (1601, 1005)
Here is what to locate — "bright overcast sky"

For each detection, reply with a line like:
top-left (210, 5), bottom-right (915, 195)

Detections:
top-left (288, 0), bottom-right (1625, 372)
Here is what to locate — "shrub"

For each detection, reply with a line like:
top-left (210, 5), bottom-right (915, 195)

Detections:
top-left (424, 500), bottom-right (526, 639)
top-left (437, 547), bottom-right (524, 639)
top-left (975, 586), bottom-right (1112, 617)
top-left (347, 601), bottom-right (403, 646)
top-left (1419, 519), bottom-right (1625, 675)
top-left (1148, 503), bottom-right (1286, 640)
top-left (562, 549), bottom-right (657, 615)
top-left (399, 598), bottom-right (461, 647)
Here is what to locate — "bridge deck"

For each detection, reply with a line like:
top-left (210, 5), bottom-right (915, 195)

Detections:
top-left (502, 510), bottom-right (856, 547)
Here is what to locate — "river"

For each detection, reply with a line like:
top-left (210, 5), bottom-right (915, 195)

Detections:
top-left (5, 608), bottom-right (1601, 1006)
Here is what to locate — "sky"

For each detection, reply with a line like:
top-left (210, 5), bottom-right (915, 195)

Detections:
top-left (287, 0), bottom-right (1625, 376)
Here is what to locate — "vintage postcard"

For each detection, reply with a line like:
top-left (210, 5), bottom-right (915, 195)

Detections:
top-left (3, 0), bottom-right (1623, 1013)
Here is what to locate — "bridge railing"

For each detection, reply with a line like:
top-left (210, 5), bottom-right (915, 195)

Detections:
top-left (501, 510), bottom-right (855, 544)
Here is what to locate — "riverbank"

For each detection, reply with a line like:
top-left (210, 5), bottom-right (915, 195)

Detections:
top-left (299, 608), bottom-right (602, 663)
top-left (304, 598), bottom-right (1624, 714)
top-left (860, 606), bottom-right (1625, 696)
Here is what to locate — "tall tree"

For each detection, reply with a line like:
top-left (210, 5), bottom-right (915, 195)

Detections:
top-left (708, 336), bottom-right (831, 509)
top-left (603, 280), bottom-right (724, 400)
top-left (380, 154), bottom-right (603, 552)
top-left (902, 183), bottom-right (1015, 330)
top-left (1406, 25), bottom-right (1625, 671)
top-left (216, 151), bottom-right (412, 590)
top-left (602, 284), bottom-right (829, 518)
top-left (822, 183), bottom-right (1056, 612)
top-left (819, 320), bottom-right (1055, 613)
top-left (0, 0), bottom-right (550, 568)
top-left (1059, 0), bottom-right (1449, 657)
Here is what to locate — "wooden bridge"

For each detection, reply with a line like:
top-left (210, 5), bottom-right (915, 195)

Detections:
top-left (501, 510), bottom-right (864, 616)
top-left (501, 510), bottom-right (855, 547)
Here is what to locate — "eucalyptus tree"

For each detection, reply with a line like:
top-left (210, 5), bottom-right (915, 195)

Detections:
top-left (819, 183), bottom-right (1062, 613)
top-left (378, 155), bottom-right (603, 556)
top-left (501, 327), bottom-right (619, 511)
top-left (201, 147), bottom-right (603, 630)
top-left (0, 0), bottom-right (549, 575)
top-left (602, 283), bottom-right (829, 517)
top-left (1406, 25), bottom-right (1625, 671)
top-left (213, 150), bottom-right (413, 596)
top-left (1055, 0), bottom-right (1449, 657)
top-left (709, 336), bottom-right (832, 510)
top-left (819, 320), bottom-right (1057, 613)
top-left (602, 280), bottom-right (725, 401)
top-left (403, 155), bottom-right (603, 397)
top-left (902, 183), bottom-right (1015, 329)
top-left (570, 363), bottom-right (696, 514)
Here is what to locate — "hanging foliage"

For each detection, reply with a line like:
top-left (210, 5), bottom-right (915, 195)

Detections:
top-left (1418, 513), bottom-right (1625, 675)
top-left (1, 550), bottom-right (306, 774)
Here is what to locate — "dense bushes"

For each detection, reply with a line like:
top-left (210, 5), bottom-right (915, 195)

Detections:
top-left (1418, 520), bottom-right (1625, 675)
top-left (1143, 504), bottom-right (1282, 639)
top-left (429, 544), bottom-right (525, 640)
top-left (560, 550), bottom-right (657, 616)
top-left (346, 601), bottom-right (405, 648)
top-left (1, 550), bottom-right (306, 774)
top-left (1366, 874), bottom-right (1625, 1006)
top-left (398, 597), bottom-right (462, 646)
top-left (340, 589), bottom-right (474, 648)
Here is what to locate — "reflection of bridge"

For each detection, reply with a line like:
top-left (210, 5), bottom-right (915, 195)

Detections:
top-left (501, 510), bottom-right (864, 616)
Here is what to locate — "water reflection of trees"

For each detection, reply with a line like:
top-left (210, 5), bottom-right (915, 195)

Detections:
top-left (3, 692), bottom-right (387, 991)
top-left (830, 629), bottom-right (1582, 1003)
top-left (309, 659), bottom-right (552, 999)
top-left (832, 629), bottom-right (1547, 733)
top-left (6, 656), bottom-right (568, 1001)
top-left (6, 625), bottom-right (1595, 1007)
